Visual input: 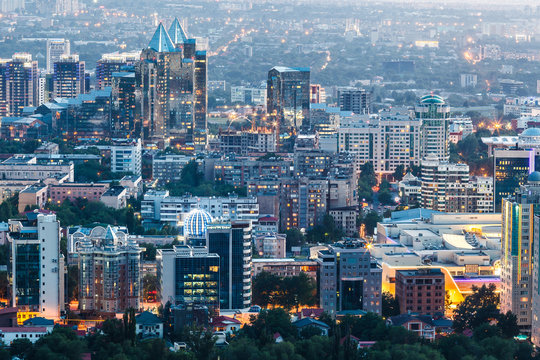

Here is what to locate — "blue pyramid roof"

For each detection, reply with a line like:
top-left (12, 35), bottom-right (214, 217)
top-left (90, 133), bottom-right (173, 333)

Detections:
top-left (104, 226), bottom-right (117, 243)
top-left (148, 23), bottom-right (176, 52)
top-left (169, 18), bottom-right (188, 44)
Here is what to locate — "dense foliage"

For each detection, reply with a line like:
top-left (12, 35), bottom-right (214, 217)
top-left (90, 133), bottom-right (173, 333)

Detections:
top-left (252, 272), bottom-right (317, 310)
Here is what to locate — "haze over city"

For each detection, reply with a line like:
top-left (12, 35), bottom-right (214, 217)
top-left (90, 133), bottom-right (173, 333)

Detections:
top-left (0, 0), bottom-right (539, 359)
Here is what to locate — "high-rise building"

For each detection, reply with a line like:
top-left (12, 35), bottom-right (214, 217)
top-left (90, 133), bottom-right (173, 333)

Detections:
top-left (316, 240), bottom-right (382, 316)
top-left (55, 0), bottom-right (79, 14)
top-left (96, 52), bottom-right (139, 90)
top-left (111, 71), bottom-right (138, 138)
top-left (416, 94), bottom-right (451, 161)
top-left (395, 268), bottom-right (445, 316)
top-left (111, 138), bottom-right (142, 176)
top-left (46, 39), bottom-right (70, 74)
top-left (500, 172), bottom-right (540, 335)
top-left (267, 66), bottom-right (310, 134)
top-left (137, 19), bottom-right (207, 148)
top-left (1, 0), bottom-right (25, 12)
top-left (53, 54), bottom-right (85, 98)
top-left (337, 87), bottom-right (370, 114)
top-left (157, 245), bottom-right (220, 313)
top-left (9, 213), bottom-right (64, 320)
top-left (532, 212), bottom-right (540, 346)
top-left (206, 222), bottom-right (252, 310)
top-left (310, 84), bottom-right (326, 104)
top-left (421, 157), bottom-right (493, 213)
top-left (280, 177), bottom-right (328, 231)
top-left (494, 148), bottom-right (536, 213)
top-left (0, 53), bottom-right (38, 116)
top-left (77, 226), bottom-right (142, 314)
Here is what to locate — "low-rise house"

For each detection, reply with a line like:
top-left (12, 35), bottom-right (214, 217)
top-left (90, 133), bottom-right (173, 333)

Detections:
top-left (386, 314), bottom-right (436, 341)
top-left (23, 317), bottom-right (55, 333)
top-left (0, 327), bottom-right (48, 344)
top-left (135, 311), bottom-right (163, 338)
top-left (292, 318), bottom-right (330, 336)
top-left (210, 316), bottom-right (241, 334)
top-left (101, 186), bottom-right (128, 209)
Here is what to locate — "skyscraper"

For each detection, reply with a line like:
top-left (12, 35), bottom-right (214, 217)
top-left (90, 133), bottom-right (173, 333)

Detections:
top-left (206, 222), bottom-right (252, 310)
top-left (96, 52), bottom-right (139, 90)
top-left (500, 172), bottom-right (540, 335)
top-left (46, 39), bottom-right (70, 73)
top-left (9, 213), bottom-right (64, 320)
top-left (267, 66), bottom-right (310, 134)
top-left (53, 54), bottom-right (85, 98)
top-left (0, 53), bottom-right (38, 116)
top-left (494, 148), bottom-right (536, 213)
top-left (137, 19), bottom-right (207, 148)
top-left (111, 70), bottom-right (138, 138)
top-left (416, 94), bottom-right (450, 161)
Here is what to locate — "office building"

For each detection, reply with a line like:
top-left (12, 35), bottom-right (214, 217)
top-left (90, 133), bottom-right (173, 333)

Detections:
top-left (53, 54), bottom-right (85, 98)
top-left (310, 84), bottom-right (326, 104)
top-left (138, 19), bottom-right (207, 147)
top-left (0, 53), bottom-right (38, 116)
top-left (9, 213), bottom-right (64, 319)
top-left (267, 66), bottom-right (310, 133)
top-left (500, 172), bottom-right (540, 334)
top-left (218, 128), bottom-right (277, 155)
top-left (206, 222), bottom-right (252, 310)
top-left (395, 268), bottom-right (445, 316)
top-left (77, 226), bottom-right (142, 314)
top-left (231, 86), bottom-right (267, 105)
top-left (111, 138), bottom-right (142, 176)
top-left (493, 148), bottom-right (536, 213)
top-left (252, 258), bottom-right (319, 280)
top-left (111, 71), bottom-right (138, 138)
top-left (96, 52), bottom-right (139, 90)
top-left (316, 240), bottom-right (382, 316)
top-left (46, 39), bottom-right (70, 73)
top-left (254, 233), bottom-right (286, 258)
top-left (337, 87), bottom-right (370, 114)
top-left (157, 245), bottom-right (220, 312)
top-left (416, 94), bottom-right (451, 161)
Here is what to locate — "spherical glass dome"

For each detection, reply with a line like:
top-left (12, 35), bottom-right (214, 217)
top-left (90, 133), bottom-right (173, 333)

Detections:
top-left (528, 171), bottom-right (540, 183)
top-left (183, 208), bottom-right (213, 238)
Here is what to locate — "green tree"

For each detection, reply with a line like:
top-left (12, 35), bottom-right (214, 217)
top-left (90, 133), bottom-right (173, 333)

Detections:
top-left (361, 211), bottom-right (381, 236)
top-left (10, 338), bottom-right (33, 358)
top-left (285, 228), bottom-right (305, 251)
top-left (453, 284), bottom-right (499, 332)
top-left (393, 164), bottom-right (406, 181)
top-left (497, 311), bottom-right (520, 338)
top-left (382, 291), bottom-right (400, 318)
top-left (181, 325), bottom-right (216, 360)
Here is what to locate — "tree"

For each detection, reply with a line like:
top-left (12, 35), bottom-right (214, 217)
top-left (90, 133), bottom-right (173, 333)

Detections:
top-left (393, 164), bottom-right (406, 181)
top-left (382, 291), bottom-right (400, 318)
top-left (453, 284), bottom-right (499, 332)
top-left (181, 325), bottom-right (216, 360)
top-left (10, 338), bottom-right (33, 358)
top-left (497, 311), bottom-right (520, 338)
top-left (361, 211), bottom-right (381, 236)
top-left (285, 228), bottom-right (305, 251)
top-left (243, 308), bottom-right (297, 345)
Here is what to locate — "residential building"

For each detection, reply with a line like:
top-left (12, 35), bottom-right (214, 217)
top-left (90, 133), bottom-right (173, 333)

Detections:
top-left (252, 258), bottom-right (319, 281)
top-left (267, 66), bottom-right (310, 133)
top-left (100, 186), bottom-right (128, 209)
top-left (18, 184), bottom-right (48, 213)
top-left (111, 138), bottom-right (142, 176)
top-left (47, 183), bottom-right (109, 204)
top-left (254, 233), bottom-right (286, 258)
top-left (398, 172), bottom-right (422, 206)
top-left (0, 327), bottom-right (49, 345)
top-left (460, 74), bottom-right (478, 88)
top-left (328, 207), bottom-right (358, 237)
top-left (119, 175), bottom-right (143, 199)
top-left (0, 155), bottom-right (73, 182)
top-left (157, 245), bottom-right (220, 312)
top-left (0, 53), bottom-right (38, 116)
top-left (46, 39), bottom-right (70, 74)
top-left (77, 226), bottom-right (142, 314)
top-left (310, 84), bottom-right (326, 104)
top-left (111, 71), bottom-right (138, 138)
top-left (416, 94), bottom-right (450, 161)
top-left (152, 154), bottom-right (195, 183)
top-left (280, 177), bottom-right (328, 231)
top-left (218, 128), bottom-right (277, 155)
top-left (292, 318), bottom-right (330, 336)
top-left (337, 87), bottom-right (370, 114)
top-left (52, 54), bottom-right (85, 98)
top-left (386, 314), bottom-right (436, 341)
top-left (135, 311), bottom-right (163, 338)
top-left (9, 213), bottom-right (64, 319)
top-left (500, 172), bottom-right (540, 334)
top-left (316, 240), bottom-right (382, 316)
top-left (395, 268), bottom-right (445, 316)
top-left (230, 85), bottom-right (267, 105)
top-left (206, 222), bottom-right (252, 310)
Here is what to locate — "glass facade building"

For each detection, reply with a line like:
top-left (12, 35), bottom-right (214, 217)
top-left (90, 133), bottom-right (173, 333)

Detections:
top-left (206, 222), bottom-right (252, 310)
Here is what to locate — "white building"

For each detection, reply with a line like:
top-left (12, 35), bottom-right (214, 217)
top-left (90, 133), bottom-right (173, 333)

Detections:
top-left (10, 213), bottom-right (64, 319)
top-left (46, 39), bottom-right (70, 73)
top-left (111, 138), bottom-right (142, 176)
top-left (0, 327), bottom-right (48, 345)
top-left (230, 86), bottom-right (267, 105)
top-left (460, 74), bottom-right (478, 88)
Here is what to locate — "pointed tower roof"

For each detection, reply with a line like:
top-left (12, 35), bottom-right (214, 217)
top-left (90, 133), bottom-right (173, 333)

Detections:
top-left (169, 18), bottom-right (188, 44)
top-left (104, 226), bottom-right (118, 245)
top-left (148, 23), bottom-right (176, 52)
